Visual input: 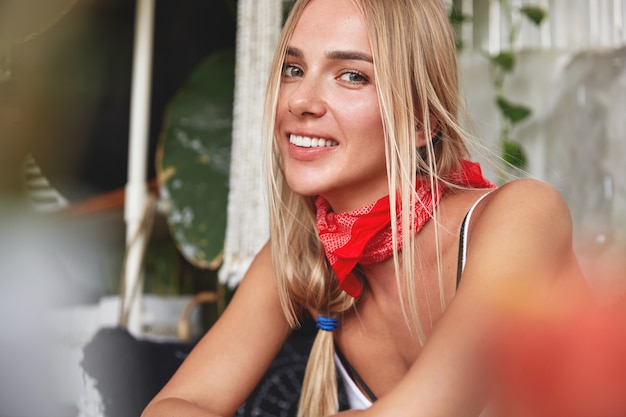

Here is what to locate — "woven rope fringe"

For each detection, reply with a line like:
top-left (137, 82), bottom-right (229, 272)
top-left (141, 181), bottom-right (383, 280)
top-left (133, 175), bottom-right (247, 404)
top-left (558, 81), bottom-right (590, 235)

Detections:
top-left (218, 0), bottom-right (282, 288)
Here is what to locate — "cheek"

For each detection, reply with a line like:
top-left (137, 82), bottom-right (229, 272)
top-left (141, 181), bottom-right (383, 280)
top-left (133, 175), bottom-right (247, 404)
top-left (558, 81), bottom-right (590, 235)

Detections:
top-left (274, 99), bottom-right (285, 128)
top-left (346, 100), bottom-right (384, 140)
top-left (274, 87), bottom-right (290, 119)
top-left (274, 97), bottom-right (288, 141)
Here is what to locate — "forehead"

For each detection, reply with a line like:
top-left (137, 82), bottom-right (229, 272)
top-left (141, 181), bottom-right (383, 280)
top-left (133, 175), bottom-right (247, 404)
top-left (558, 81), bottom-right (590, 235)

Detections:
top-left (289, 0), bottom-right (371, 53)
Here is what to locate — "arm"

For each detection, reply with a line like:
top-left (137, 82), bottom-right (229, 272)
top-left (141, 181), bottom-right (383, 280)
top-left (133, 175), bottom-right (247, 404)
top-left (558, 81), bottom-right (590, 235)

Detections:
top-left (142, 241), bottom-right (293, 417)
top-left (337, 179), bottom-right (586, 417)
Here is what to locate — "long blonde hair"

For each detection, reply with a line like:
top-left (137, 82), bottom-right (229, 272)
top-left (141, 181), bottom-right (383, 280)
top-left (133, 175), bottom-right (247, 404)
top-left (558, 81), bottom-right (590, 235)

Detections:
top-left (263, 0), bottom-right (471, 415)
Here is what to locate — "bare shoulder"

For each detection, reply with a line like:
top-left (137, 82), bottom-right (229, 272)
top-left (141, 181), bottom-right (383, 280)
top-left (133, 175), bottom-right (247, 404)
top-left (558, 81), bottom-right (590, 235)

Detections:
top-left (474, 178), bottom-right (572, 242)
top-left (461, 178), bottom-right (579, 293)
top-left (484, 178), bottom-right (569, 219)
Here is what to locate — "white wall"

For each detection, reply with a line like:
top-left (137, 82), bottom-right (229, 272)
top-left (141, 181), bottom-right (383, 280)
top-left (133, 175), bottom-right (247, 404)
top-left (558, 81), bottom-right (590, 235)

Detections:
top-left (455, 0), bottom-right (626, 251)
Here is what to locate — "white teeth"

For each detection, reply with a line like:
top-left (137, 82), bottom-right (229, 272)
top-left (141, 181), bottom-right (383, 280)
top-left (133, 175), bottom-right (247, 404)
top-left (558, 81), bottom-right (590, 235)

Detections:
top-left (289, 134), bottom-right (338, 148)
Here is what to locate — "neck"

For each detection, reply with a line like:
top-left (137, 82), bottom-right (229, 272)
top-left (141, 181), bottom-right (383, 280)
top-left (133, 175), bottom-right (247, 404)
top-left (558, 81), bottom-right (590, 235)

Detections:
top-left (358, 257), bottom-right (399, 297)
top-left (322, 191), bottom-right (389, 214)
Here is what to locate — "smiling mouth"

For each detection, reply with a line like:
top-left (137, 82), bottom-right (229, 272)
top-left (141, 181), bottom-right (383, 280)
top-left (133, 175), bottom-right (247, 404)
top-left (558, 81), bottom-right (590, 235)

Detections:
top-left (289, 134), bottom-right (339, 148)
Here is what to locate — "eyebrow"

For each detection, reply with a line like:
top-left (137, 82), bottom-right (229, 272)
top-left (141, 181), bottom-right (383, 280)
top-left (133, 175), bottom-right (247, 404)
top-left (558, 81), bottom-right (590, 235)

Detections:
top-left (286, 47), bottom-right (373, 63)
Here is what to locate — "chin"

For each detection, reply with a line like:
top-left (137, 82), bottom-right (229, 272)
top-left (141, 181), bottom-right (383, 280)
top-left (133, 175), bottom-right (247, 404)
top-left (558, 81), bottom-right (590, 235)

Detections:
top-left (285, 180), bottom-right (322, 198)
top-left (282, 166), bottom-right (328, 197)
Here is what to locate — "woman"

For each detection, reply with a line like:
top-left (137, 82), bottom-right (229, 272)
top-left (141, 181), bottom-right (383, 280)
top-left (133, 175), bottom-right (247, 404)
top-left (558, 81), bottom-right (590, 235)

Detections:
top-left (142, 0), bottom-right (584, 416)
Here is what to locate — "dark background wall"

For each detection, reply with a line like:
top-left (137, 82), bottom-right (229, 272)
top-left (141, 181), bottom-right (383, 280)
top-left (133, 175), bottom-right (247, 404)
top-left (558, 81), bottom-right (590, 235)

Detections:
top-left (3, 0), bottom-right (237, 200)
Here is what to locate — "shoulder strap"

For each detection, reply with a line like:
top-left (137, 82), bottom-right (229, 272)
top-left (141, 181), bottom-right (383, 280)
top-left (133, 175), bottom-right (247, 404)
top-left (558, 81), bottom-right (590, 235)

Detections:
top-left (335, 343), bottom-right (378, 402)
top-left (456, 191), bottom-right (493, 288)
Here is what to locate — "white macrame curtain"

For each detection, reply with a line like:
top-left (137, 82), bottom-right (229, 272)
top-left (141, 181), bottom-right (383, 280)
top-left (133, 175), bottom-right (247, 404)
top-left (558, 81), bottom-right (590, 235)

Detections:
top-left (218, 0), bottom-right (282, 288)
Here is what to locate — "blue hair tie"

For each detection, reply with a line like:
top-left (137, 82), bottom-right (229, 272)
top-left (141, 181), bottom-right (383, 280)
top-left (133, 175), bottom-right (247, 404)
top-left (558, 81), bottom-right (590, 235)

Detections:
top-left (316, 315), bottom-right (338, 331)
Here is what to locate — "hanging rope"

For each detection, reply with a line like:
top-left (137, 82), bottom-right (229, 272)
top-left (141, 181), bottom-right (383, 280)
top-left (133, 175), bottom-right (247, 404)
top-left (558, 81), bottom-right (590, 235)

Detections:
top-left (218, 0), bottom-right (282, 288)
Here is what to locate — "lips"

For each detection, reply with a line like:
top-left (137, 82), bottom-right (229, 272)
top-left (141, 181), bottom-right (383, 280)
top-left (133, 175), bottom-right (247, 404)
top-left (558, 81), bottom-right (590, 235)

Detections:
top-left (289, 134), bottom-right (339, 148)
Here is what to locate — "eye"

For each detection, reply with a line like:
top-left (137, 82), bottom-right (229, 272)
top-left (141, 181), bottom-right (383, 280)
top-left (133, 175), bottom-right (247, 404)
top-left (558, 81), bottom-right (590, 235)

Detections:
top-left (339, 70), bottom-right (369, 84)
top-left (282, 63), bottom-right (304, 78)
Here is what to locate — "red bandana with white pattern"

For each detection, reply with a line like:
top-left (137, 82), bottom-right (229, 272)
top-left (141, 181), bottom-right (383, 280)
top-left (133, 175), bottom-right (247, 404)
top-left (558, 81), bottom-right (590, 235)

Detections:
top-left (315, 160), bottom-right (496, 298)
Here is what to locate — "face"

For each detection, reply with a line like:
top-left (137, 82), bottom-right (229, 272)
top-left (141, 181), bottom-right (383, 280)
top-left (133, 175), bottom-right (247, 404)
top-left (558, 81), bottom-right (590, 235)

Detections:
top-left (274, 0), bottom-right (387, 213)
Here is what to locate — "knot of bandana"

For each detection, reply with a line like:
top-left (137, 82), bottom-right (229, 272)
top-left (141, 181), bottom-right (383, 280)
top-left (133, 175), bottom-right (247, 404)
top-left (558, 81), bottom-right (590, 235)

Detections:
top-left (315, 160), bottom-right (496, 298)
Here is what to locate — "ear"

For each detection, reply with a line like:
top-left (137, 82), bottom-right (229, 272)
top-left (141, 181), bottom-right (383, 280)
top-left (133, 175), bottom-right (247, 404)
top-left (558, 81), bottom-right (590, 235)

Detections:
top-left (416, 116), bottom-right (439, 148)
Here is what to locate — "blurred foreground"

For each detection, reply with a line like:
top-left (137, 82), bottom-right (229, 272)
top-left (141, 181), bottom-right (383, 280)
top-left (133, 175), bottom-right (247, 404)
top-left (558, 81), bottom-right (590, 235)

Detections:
top-left (489, 248), bottom-right (626, 417)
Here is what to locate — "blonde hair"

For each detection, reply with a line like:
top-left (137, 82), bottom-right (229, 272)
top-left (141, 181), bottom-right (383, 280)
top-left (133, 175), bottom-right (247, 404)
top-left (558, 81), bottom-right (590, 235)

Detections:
top-left (263, 0), bottom-right (472, 415)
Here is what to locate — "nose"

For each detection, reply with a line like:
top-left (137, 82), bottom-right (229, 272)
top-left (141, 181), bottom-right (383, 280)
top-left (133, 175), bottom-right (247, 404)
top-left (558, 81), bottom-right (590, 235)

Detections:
top-left (287, 76), bottom-right (326, 118)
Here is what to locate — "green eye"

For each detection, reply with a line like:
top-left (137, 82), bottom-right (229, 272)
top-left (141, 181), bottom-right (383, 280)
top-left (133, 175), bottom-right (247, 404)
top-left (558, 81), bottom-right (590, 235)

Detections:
top-left (340, 71), bottom-right (367, 84)
top-left (282, 64), bottom-right (304, 78)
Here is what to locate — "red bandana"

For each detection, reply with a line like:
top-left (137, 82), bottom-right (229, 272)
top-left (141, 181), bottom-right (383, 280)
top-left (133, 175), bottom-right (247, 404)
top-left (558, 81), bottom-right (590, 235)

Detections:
top-left (315, 160), bottom-right (496, 298)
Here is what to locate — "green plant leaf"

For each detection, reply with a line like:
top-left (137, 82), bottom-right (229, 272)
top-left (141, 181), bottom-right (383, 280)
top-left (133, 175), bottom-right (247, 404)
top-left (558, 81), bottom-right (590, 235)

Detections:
top-left (448, 8), bottom-right (472, 25)
top-left (448, 7), bottom-right (471, 51)
top-left (501, 139), bottom-right (528, 170)
top-left (158, 48), bottom-right (235, 270)
top-left (492, 51), bottom-right (515, 72)
top-left (520, 6), bottom-right (547, 26)
top-left (496, 96), bottom-right (532, 124)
